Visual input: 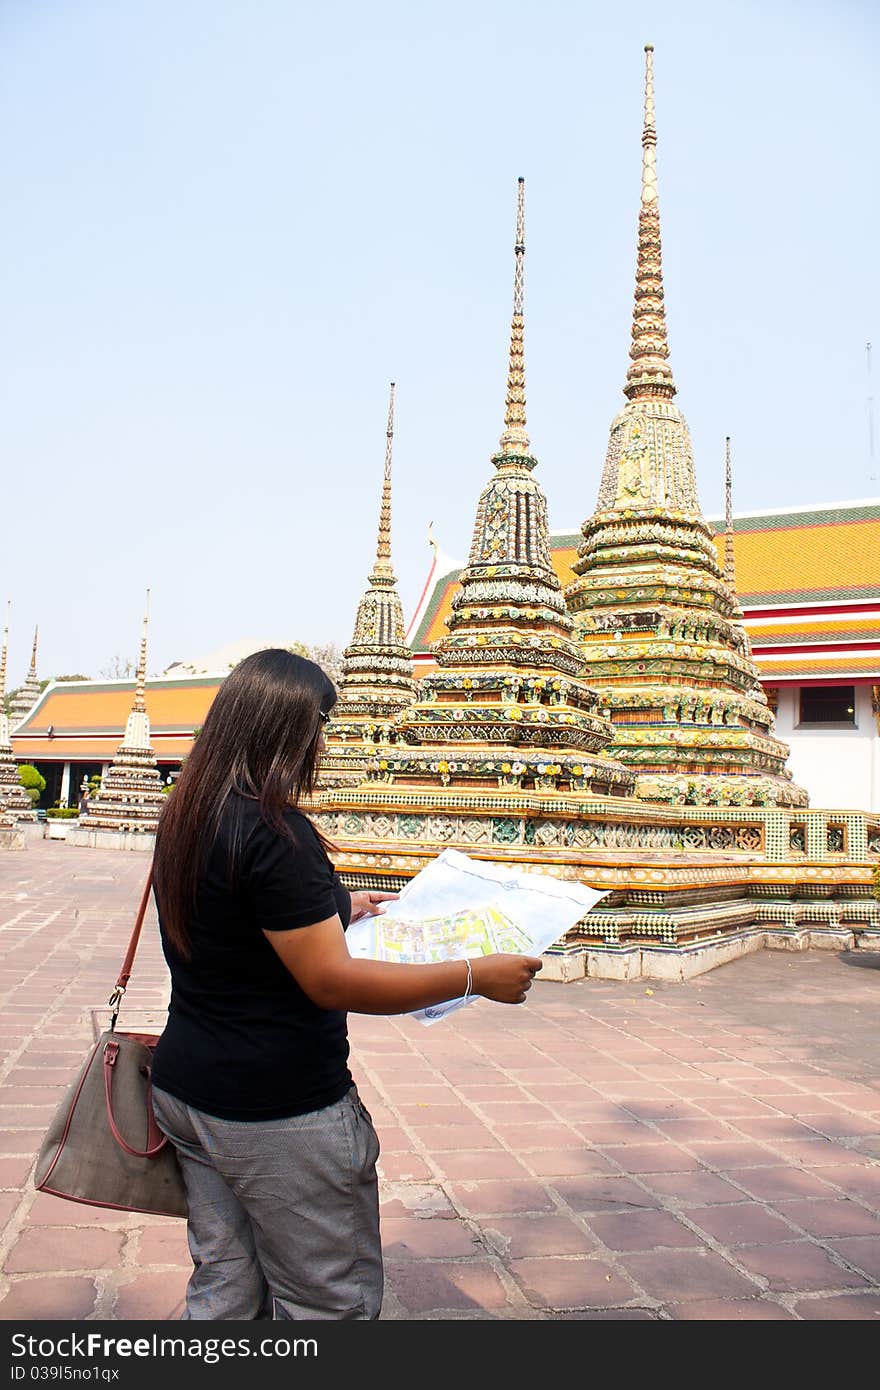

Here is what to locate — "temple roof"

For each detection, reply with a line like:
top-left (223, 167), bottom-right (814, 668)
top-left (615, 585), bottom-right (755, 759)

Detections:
top-left (408, 500), bottom-right (880, 684)
top-left (11, 675), bottom-right (222, 760)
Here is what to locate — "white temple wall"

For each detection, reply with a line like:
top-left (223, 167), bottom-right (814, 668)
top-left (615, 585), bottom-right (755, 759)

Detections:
top-left (773, 683), bottom-right (878, 812)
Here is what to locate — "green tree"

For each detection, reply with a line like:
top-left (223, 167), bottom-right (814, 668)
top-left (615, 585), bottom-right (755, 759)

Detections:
top-left (18, 764), bottom-right (46, 806)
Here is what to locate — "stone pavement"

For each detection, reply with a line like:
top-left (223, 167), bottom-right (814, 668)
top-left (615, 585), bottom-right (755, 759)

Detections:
top-left (1, 840), bottom-right (879, 1322)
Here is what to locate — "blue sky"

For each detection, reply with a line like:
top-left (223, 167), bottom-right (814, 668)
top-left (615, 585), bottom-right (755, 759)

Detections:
top-left (1, 0), bottom-right (877, 680)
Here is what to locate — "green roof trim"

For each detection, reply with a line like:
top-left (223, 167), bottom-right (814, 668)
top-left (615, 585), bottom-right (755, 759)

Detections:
top-left (707, 504), bottom-right (880, 534)
top-left (409, 567), bottom-right (463, 649)
top-left (739, 585), bottom-right (880, 605)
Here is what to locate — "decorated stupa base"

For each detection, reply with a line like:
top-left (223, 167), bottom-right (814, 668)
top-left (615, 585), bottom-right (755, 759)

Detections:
top-left (314, 787), bottom-right (880, 978)
top-left (79, 752), bottom-right (166, 834)
top-left (569, 505), bottom-right (806, 806)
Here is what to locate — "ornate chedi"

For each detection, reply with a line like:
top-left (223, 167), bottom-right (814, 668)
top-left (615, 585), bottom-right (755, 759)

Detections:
top-left (79, 595), bottom-right (167, 834)
top-left (9, 627), bottom-right (42, 730)
top-left (0, 607), bottom-right (37, 824)
top-left (566, 46), bottom-right (807, 811)
top-left (319, 384), bottom-right (415, 788)
top-left (364, 179), bottom-right (633, 799)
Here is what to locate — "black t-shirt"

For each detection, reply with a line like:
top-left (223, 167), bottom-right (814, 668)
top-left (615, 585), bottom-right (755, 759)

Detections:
top-left (151, 797), bottom-right (353, 1121)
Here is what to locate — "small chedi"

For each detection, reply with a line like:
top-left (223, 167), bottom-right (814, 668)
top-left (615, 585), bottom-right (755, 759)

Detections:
top-left (78, 595), bottom-right (167, 835)
top-left (8, 627), bottom-right (42, 730)
top-left (315, 49), bottom-right (880, 979)
top-left (319, 383), bottom-right (415, 788)
top-left (0, 607), bottom-right (38, 827)
top-left (566, 46), bottom-right (806, 811)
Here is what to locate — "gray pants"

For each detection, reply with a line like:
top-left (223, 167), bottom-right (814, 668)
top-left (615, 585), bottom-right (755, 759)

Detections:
top-left (152, 1085), bottom-right (383, 1320)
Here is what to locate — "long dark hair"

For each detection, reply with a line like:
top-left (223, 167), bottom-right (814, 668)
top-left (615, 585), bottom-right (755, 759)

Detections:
top-left (153, 648), bottom-right (336, 957)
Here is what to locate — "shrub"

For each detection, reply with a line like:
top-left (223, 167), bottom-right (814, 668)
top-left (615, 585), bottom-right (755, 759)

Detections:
top-left (46, 807), bottom-right (80, 819)
top-left (18, 764), bottom-right (46, 806)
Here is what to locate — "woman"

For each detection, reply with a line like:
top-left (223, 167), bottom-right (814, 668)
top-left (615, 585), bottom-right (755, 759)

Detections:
top-left (150, 648), bottom-right (541, 1321)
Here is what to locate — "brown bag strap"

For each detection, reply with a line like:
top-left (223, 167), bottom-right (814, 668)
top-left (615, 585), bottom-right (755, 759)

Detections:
top-left (102, 1038), bottom-right (168, 1158)
top-left (108, 866), bottom-right (155, 1029)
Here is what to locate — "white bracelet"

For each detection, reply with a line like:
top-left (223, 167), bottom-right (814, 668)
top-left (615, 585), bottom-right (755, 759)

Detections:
top-left (463, 958), bottom-right (473, 1001)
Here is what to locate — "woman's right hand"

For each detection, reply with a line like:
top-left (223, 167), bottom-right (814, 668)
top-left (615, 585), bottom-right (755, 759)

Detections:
top-left (471, 954), bottom-right (543, 1004)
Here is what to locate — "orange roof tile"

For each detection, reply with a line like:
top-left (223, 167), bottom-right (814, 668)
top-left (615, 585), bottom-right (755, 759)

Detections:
top-left (15, 677), bottom-right (221, 737)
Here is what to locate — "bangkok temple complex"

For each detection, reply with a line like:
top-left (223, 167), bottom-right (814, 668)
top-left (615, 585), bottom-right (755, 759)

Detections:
top-left (4, 47), bottom-right (880, 981)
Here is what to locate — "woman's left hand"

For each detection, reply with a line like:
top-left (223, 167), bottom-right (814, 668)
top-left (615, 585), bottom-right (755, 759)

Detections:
top-left (348, 890), bottom-right (399, 924)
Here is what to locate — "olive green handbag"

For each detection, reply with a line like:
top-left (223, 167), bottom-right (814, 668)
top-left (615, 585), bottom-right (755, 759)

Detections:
top-left (34, 871), bottom-right (187, 1218)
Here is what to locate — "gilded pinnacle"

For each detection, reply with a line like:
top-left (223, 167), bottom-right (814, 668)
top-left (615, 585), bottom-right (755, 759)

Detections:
top-left (624, 44), bottom-right (676, 402)
top-left (724, 436), bottom-right (737, 590)
top-left (0, 603), bottom-right (8, 703)
top-left (371, 382), bottom-right (396, 581)
top-left (30, 626), bottom-right (39, 675)
top-left (498, 177), bottom-right (531, 460)
top-left (134, 590), bottom-right (150, 715)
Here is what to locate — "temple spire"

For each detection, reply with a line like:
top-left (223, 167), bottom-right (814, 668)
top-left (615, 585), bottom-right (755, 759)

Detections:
top-left (724, 436), bottom-right (737, 590)
top-left (624, 45), bottom-right (676, 402)
top-left (497, 177), bottom-right (530, 459)
top-left (0, 603), bottom-right (8, 705)
top-left (372, 383), bottom-right (396, 581)
top-left (133, 590), bottom-right (150, 715)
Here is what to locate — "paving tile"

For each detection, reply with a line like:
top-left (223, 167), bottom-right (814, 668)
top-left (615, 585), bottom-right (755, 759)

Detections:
top-left (523, 1148), bottom-right (617, 1178)
top-left (446, 1180), bottom-right (556, 1216)
top-left (0, 1155), bottom-right (35, 1187)
top-left (551, 1176), bottom-right (660, 1213)
top-left (641, 1171), bottom-right (749, 1205)
top-left (554, 1308), bottom-right (658, 1319)
top-left (381, 1216), bottom-right (482, 1259)
top-left (793, 1293), bottom-right (880, 1319)
top-left (489, 1123), bottom-right (584, 1151)
top-left (406, 1124), bottom-right (500, 1151)
top-left (482, 1214), bottom-right (597, 1258)
top-left (384, 1260), bottom-right (512, 1313)
top-left (600, 1143), bottom-right (703, 1174)
top-left (0, 1276), bottom-right (98, 1321)
top-left (587, 1210), bottom-right (703, 1251)
top-left (734, 1242), bottom-right (869, 1292)
top-left (618, 1248), bottom-right (761, 1301)
top-left (113, 1270), bottom-right (189, 1320)
top-left (683, 1202), bottom-right (798, 1245)
top-left (770, 1199), bottom-right (880, 1238)
top-left (377, 1152), bottom-right (435, 1181)
top-left (695, 1097), bottom-right (778, 1118)
top-left (25, 1192), bottom-right (134, 1227)
top-left (686, 1141), bottom-right (785, 1170)
top-left (801, 1113), bottom-right (880, 1140)
top-left (667, 1299), bottom-right (796, 1319)
top-left (430, 1150), bottom-right (529, 1180)
top-left (135, 1223), bottom-right (191, 1265)
top-left (732, 1168), bottom-right (839, 1203)
top-left (508, 1256), bottom-right (636, 1309)
top-left (770, 1139), bottom-right (874, 1168)
top-left (5, 1227), bottom-right (125, 1274)
top-left (825, 1237), bottom-right (880, 1280)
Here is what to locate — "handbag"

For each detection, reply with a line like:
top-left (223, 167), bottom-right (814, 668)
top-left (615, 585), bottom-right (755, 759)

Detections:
top-left (34, 869), bottom-right (188, 1219)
